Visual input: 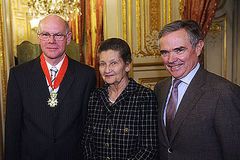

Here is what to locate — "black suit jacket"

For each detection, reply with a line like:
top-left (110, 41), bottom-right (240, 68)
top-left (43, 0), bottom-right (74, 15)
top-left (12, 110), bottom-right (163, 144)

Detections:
top-left (4, 56), bottom-right (96, 160)
top-left (154, 67), bottom-right (240, 160)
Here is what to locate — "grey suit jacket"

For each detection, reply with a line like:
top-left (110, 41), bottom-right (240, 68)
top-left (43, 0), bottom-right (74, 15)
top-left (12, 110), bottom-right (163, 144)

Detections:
top-left (5, 56), bottom-right (96, 160)
top-left (154, 67), bottom-right (240, 160)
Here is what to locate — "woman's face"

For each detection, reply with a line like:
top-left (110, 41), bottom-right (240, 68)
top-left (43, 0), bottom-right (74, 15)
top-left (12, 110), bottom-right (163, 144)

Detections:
top-left (99, 49), bottom-right (130, 85)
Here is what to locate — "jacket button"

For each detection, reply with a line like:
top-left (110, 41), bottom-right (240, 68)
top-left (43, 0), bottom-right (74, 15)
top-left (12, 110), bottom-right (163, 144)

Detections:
top-left (105, 143), bottom-right (109, 148)
top-left (168, 148), bottom-right (173, 153)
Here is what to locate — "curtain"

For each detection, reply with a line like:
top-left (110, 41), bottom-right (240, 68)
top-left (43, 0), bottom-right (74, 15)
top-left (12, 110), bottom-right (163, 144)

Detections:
top-left (94, 0), bottom-right (104, 87)
top-left (181, 0), bottom-right (219, 64)
top-left (86, 0), bottom-right (104, 87)
top-left (85, 0), bottom-right (92, 66)
top-left (69, 0), bottom-right (103, 87)
top-left (94, 0), bottom-right (103, 68)
top-left (68, 0), bottom-right (85, 63)
top-left (0, 0), bottom-right (7, 158)
top-left (78, 0), bottom-right (85, 63)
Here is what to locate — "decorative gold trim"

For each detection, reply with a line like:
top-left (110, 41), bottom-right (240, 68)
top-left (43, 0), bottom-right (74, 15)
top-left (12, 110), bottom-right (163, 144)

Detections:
top-left (15, 14), bottom-right (28, 45)
top-left (139, 77), bottom-right (167, 83)
top-left (145, 30), bottom-right (161, 56)
top-left (116, 0), bottom-right (119, 37)
top-left (133, 62), bottom-right (164, 67)
top-left (127, 0), bottom-right (132, 47)
top-left (208, 13), bottom-right (227, 78)
top-left (138, 77), bottom-right (168, 90)
top-left (154, 1), bottom-right (161, 29)
top-left (168, 0), bottom-right (172, 22)
top-left (132, 0), bottom-right (174, 57)
top-left (122, 0), bottom-right (127, 41)
top-left (127, 0), bottom-right (133, 77)
top-left (134, 69), bottom-right (165, 72)
top-left (163, 0), bottom-right (166, 26)
top-left (160, 0), bottom-right (163, 28)
top-left (134, 0), bottom-right (162, 57)
top-left (75, 11), bottom-right (79, 43)
top-left (146, 0), bottom-right (149, 41)
top-left (208, 22), bottom-right (222, 45)
top-left (143, 0), bottom-right (146, 49)
top-left (0, 0), bottom-right (7, 157)
top-left (223, 14), bottom-right (227, 78)
top-left (90, 0), bottom-right (97, 67)
top-left (26, 15), bottom-right (31, 40)
top-left (179, 0), bottom-right (185, 20)
top-left (103, 0), bottom-right (107, 39)
top-left (209, 22), bottom-right (222, 32)
top-left (136, 0), bottom-right (141, 51)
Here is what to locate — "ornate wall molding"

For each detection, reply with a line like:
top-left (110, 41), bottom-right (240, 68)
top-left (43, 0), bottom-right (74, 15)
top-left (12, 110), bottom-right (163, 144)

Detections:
top-left (207, 13), bottom-right (227, 78)
top-left (138, 77), bottom-right (167, 90)
top-left (134, 0), bottom-right (173, 57)
top-left (179, 0), bottom-right (185, 19)
top-left (208, 21), bottom-right (222, 45)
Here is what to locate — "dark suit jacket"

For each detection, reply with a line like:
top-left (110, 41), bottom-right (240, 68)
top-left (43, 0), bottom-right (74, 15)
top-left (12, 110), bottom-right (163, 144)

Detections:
top-left (4, 56), bottom-right (96, 160)
top-left (154, 67), bottom-right (240, 160)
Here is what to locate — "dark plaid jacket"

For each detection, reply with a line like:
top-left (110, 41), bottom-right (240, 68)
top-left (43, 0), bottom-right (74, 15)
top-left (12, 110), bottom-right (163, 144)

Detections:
top-left (83, 78), bottom-right (158, 160)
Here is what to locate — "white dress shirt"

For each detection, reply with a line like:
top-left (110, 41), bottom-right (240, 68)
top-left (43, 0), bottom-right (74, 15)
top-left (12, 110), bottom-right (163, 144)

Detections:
top-left (163, 63), bottom-right (200, 125)
top-left (45, 55), bottom-right (65, 93)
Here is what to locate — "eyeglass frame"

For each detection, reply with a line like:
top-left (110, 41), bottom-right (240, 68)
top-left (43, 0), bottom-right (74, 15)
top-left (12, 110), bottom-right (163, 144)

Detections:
top-left (38, 32), bottom-right (69, 41)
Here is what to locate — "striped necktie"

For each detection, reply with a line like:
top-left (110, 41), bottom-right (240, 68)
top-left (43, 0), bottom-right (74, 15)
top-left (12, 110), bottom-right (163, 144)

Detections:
top-left (50, 66), bottom-right (58, 91)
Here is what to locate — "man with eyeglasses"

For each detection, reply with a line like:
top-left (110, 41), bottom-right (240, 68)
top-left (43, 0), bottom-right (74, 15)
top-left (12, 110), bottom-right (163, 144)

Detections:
top-left (4, 15), bottom-right (96, 160)
top-left (154, 20), bottom-right (240, 160)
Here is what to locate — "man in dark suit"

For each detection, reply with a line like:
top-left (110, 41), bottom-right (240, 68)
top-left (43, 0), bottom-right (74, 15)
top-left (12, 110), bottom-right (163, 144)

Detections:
top-left (4, 15), bottom-right (96, 160)
top-left (154, 20), bottom-right (240, 160)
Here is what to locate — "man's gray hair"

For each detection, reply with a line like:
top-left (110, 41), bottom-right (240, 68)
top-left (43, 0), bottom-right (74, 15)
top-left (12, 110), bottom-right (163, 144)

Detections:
top-left (158, 20), bottom-right (203, 48)
top-left (37, 16), bottom-right (69, 34)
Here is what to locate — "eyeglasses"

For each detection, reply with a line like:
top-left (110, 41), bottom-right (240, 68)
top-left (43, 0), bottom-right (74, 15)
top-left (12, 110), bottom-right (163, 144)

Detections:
top-left (160, 47), bottom-right (188, 57)
top-left (38, 33), bottom-right (68, 41)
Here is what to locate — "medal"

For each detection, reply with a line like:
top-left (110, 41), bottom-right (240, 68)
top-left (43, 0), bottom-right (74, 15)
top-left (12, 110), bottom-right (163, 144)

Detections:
top-left (40, 54), bottom-right (68, 107)
top-left (48, 92), bottom-right (58, 107)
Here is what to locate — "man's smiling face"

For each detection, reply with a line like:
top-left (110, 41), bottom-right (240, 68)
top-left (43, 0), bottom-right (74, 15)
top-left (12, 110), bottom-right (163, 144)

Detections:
top-left (159, 29), bottom-right (203, 79)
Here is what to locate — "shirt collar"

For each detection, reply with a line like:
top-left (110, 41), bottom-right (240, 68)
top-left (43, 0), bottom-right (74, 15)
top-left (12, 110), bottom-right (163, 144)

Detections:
top-left (46, 55), bottom-right (66, 71)
top-left (172, 63), bottom-right (200, 85)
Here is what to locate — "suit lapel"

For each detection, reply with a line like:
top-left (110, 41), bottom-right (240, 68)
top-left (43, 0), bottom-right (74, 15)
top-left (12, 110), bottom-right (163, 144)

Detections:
top-left (30, 57), bottom-right (75, 108)
top-left (98, 86), bottom-right (112, 113)
top-left (31, 57), bottom-right (50, 104)
top-left (157, 78), bottom-right (172, 145)
top-left (56, 58), bottom-right (75, 107)
top-left (169, 68), bottom-right (207, 142)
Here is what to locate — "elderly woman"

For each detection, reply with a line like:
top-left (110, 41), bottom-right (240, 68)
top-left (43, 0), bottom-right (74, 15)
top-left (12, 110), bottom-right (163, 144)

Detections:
top-left (83, 38), bottom-right (158, 160)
